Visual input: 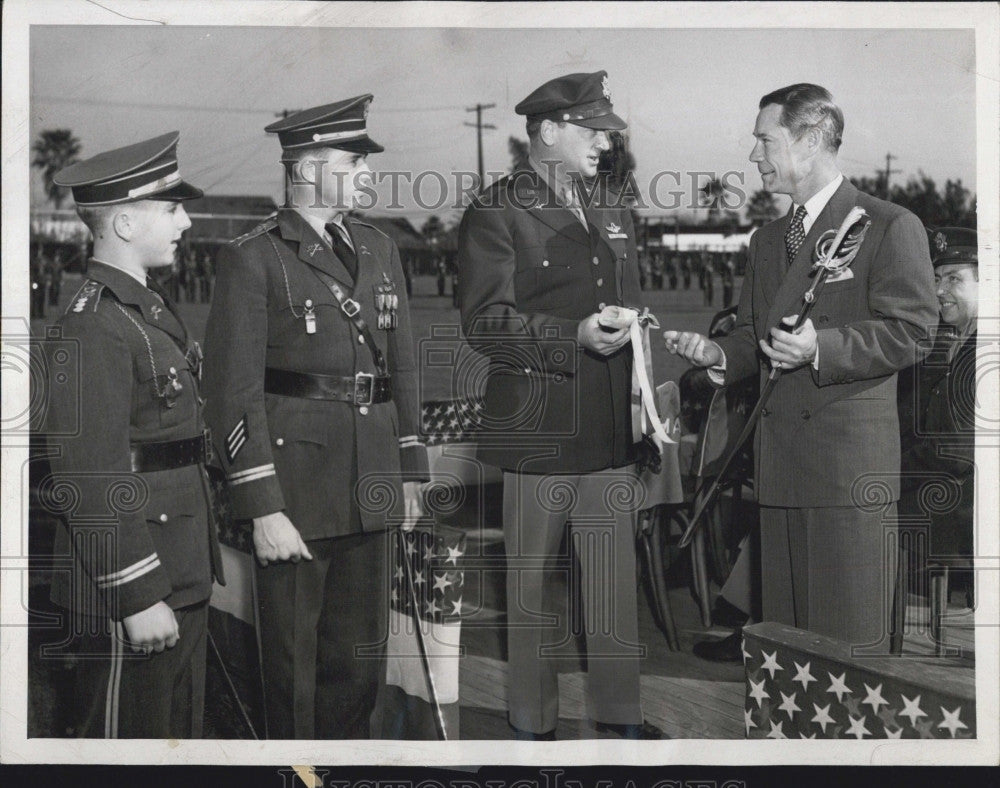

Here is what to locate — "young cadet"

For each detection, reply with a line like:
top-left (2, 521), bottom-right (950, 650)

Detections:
top-left (46, 132), bottom-right (222, 738)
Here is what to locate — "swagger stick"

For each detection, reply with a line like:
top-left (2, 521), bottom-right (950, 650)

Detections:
top-left (396, 527), bottom-right (449, 740)
top-left (678, 206), bottom-right (872, 550)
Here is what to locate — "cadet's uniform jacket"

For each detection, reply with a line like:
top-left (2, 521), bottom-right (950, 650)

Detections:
top-left (715, 180), bottom-right (938, 507)
top-left (458, 170), bottom-right (643, 474)
top-left (202, 209), bottom-right (428, 540)
top-left (46, 261), bottom-right (222, 619)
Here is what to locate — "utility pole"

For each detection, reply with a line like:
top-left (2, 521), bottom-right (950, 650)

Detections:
top-left (275, 109), bottom-right (302, 120)
top-left (881, 152), bottom-right (901, 199)
top-left (464, 103), bottom-right (496, 191)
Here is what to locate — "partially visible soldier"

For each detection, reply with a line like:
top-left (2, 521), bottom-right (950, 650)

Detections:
top-left (47, 249), bottom-right (65, 307)
top-left (45, 132), bottom-right (222, 738)
top-left (202, 95), bottom-right (427, 739)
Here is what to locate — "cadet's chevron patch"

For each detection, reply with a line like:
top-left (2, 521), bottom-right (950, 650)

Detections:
top-left (226, 414), bottom-right (249, 463)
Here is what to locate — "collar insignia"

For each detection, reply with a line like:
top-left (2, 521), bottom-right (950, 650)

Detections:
top-left (150, 304), bottom-right (162, 320)
top-left (306, 243), bottom-right (323, 257)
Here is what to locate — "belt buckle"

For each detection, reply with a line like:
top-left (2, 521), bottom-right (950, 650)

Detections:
top-left (354, 372), bottom-right (375, 406)
top-left (341, 299), bottom-right (361, 318)
top-left (202, 428), bottom-right (214, 465)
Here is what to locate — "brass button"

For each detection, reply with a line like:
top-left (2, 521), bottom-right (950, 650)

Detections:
top-left (359, 406), bottom-right (369, 416)
top-left (596, 278), bottom-right (603, 286)
top-left (542, 260), bottom-right (550, 267)
top-left (159, 513), bottom-right (168, 523)
top-left (275, 438), bottom-right (284, 447)
top-left (358, 335), bottom-right (365, 344)
top-left (598, 302), bottom-right (606, 310)
top-left (761, 408), bottom-right (771, 417)
top-left (592, 256), bottom-right (600, 265)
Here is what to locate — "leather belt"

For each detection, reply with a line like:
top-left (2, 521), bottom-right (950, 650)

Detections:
top-left (264, 367), bottom-right (392, 406)
top-left (130, 431), bottom-right (211, 473)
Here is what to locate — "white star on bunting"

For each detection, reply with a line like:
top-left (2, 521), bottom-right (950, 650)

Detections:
top-left (778, 691), bottom-right (801, 720)
top-left (445, 545), bottom-right (464, 565)
top-left (761, 649), bottom-right (784, 679)
top-left (862, 683), bottom-right (889, 714)
top-left (899, 694), bottom-right (927, 727)
top-left (885, 725), bottom-right (904, 739)
top-left (826, 672), bottom-right (852, 703)
top-left (792, 661), bottom-right (816, 691)
top-left (811, 703), bottom-right (836, 734)
top-left (748, 677), bottom-right (770, 708)
top-left (744, 708), bottom-right (757, 735)
top-left (766, 719), bottom-right (787, 739)
top-left (845, 715), bottom-right (871, 739)
top-left (433, 573), bottom-right (452, 593)
top-left (938, 706), bottom-right (967, 738)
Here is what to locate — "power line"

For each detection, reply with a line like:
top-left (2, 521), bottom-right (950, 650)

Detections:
top-left (881, 152), bottom-right (902, 198)
top-left (33, 95), bottom-right (468, 115)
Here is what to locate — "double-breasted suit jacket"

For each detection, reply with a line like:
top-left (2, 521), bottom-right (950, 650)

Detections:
top-left (716, 180), bottom-right (938, 507)
top-left (458, 170), bottom-right (643, 475)
top-left (202, 209), bottom-right (428, 540)
top-left (46, 261), bottom-right (221, 620)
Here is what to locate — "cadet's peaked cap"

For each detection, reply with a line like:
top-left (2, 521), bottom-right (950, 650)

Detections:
top-left (928, 227), bottom-right (978, 268)
top-left (265, 94), bottom-right (384, 153)
top-left (515, 70), bottom-right (627, 130)
top-left (53, 131), bottom-right (202, 206)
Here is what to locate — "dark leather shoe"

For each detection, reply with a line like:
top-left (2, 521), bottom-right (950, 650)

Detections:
top-left (711, 597), bottom-right (750, 629)
top-left (692, 629), bottom-right (743, 663)
top-left (510, 724), bottom-right (556, 741)
top-left (595, 720), bottom-right (665, 739)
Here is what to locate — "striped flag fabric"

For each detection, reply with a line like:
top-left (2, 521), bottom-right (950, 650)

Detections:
top-left (381, 521), bottom-right (466, 740)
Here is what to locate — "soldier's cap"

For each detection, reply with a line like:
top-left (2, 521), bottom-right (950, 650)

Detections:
top-left (515, 70), bottom-right (627, 131)
top-left (928, 227), bottom-right (978, 268)
top-left (53, 131), bottom-right (203, 206)
top-left (265, 94), bottom-right (384, 153)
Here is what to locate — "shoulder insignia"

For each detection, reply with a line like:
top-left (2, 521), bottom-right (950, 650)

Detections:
top-left (66, 280), bottom-right (105, 314)
top-left (232, 216), bottom-right (278, 247)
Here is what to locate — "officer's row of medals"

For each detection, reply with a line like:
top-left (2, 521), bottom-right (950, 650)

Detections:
top-left (300, 273), bottom-right (399, 335)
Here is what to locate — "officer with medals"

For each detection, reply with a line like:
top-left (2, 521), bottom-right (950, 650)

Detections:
top-left (44, 133), bottom-right (222, 738)
top-left (202, 95), bottom-right (428, 740)
top-left (458, 71), bottom-right (663, 740)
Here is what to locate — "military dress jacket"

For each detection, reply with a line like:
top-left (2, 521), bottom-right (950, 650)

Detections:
top-left (898, 329), bottom-right (977, 557)
top-left (202, 209), bottom-right (428, 540)
top-left (45, 261), bottom-right (221, 620)
top-left (715, 180), bottom-right (938, 507)
top-left (458, 170), bottom-right (643, 475)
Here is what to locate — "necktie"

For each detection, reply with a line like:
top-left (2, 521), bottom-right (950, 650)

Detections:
top-left (784, 205), bottom-right (808, 265)
top-left (325, 222), bottom-right (357, 280)
top-left (562, 184), bottom-right (587, 227)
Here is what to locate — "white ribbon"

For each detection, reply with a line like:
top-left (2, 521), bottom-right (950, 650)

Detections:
top-left (629, 316), bottom-right (673, 444)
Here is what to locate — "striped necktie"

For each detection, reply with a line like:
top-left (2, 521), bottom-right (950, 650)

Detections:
top-left (784, 205), bottom-right (808, 265)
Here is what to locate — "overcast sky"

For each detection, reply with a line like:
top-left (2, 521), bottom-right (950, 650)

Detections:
top-left (30, 25), bottom-right (977, 223)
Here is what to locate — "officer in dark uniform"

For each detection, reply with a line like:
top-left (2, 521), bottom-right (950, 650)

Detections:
top-left (202, 95), bottom-right (428, 740)
top-left (899, 227), bottom-right (978, 602)
top-left (458, 71), bottom-right (662, 740)
top-left (44, 132), bottom-right (222, 738)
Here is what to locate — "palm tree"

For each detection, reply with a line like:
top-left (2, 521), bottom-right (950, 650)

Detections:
top-left (32, 129), bottom-right (81, 210)
top-left (698, 177), bottom-right (730, 223)
top-left (746, 189), bottom-right (781, 226)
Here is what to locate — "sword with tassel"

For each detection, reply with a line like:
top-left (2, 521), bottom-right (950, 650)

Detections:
top-left (677, 205), bottom-right (873, 549)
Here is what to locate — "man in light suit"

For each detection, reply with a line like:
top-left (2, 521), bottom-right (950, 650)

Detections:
top-left (666, 83), bottom-right (937, 648)
top-left (459, 71), bottom-right (661, 739)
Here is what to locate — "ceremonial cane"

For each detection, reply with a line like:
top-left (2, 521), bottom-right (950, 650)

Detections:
top-left (678, 206), bottom-right (872, 550)
top-left (396, 527), bottom-right (449, 740)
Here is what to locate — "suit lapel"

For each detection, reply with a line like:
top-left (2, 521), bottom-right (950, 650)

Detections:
top-left (511, 171), bottom-right (590, 245)
top-left (277, 208), bottom-right (356, 288)
top-left (767, 179), bottom-right (858, 327)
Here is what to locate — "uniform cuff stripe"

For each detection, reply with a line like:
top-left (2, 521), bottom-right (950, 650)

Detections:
top-left (228, 464), bottom-right (276, 485)
top-left (97, 555), bottom-right (162, 589)
top-left (399, 436), bottom-right (424, 448)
